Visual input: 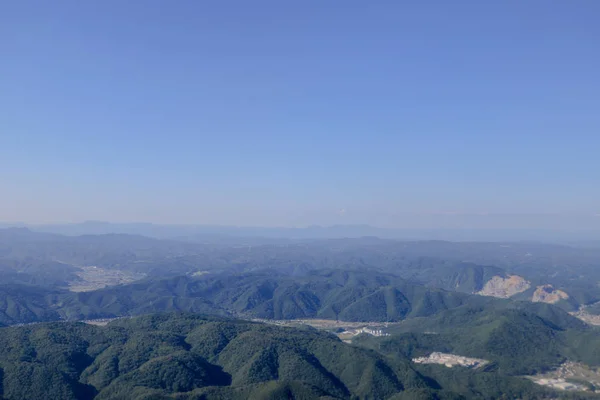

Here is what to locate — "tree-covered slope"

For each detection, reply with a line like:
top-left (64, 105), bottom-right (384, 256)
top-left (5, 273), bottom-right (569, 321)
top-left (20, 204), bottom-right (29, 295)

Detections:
top-left (0, 284), bottom-right (63, 325)
top-left (0, 313), bottom-right (447, 400)
top-left (0, 313), bottom-right (588, 399)
top-left (354, 302), bottom-right (600, 376)
top-left (0, 268), bottom-right (501, 325)
top-left (62, 269), bottom-right (499, 323)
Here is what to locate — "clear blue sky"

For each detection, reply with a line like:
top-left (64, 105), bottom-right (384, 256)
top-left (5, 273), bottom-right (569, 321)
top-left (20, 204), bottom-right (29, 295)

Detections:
top-left (1, 1), bottom-right (599, 227)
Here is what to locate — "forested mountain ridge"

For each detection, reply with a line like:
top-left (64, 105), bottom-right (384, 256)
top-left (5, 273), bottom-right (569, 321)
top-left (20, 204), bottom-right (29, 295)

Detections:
top-left (0, 313), bottom-right (439, 399)
top-left (0, 269), bottom-right (502, 324)
top-left (0, 313), bottom-right (581, 400)
top-left (2, 228), bottom-right (600, 314)
top-left (1, 229), bottom-right (600, 398)
top-left (355, 301), bottom-right (600, 375)
top-left (0, 284), bottom-right (64, 325)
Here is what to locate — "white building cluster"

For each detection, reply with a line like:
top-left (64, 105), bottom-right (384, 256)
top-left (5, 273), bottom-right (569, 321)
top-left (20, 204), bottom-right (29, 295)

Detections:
top-left (355, 327), bottom-right (390, 337)
top-left (412, 352), bottom-right (488, 368)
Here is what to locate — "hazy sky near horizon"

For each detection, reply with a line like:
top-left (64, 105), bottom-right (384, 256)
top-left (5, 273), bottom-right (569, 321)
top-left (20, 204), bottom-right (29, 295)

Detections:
top-left (1, 1), bottom-right (599, 227)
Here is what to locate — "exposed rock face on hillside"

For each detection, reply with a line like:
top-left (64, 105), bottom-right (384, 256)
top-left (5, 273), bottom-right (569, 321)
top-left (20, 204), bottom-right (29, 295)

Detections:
top-left (532, 285), bottom-right (569, 304)
top-left (476, 275), bottom-right (531, 298)
top-left (569, 309), bottom-right (600, 326)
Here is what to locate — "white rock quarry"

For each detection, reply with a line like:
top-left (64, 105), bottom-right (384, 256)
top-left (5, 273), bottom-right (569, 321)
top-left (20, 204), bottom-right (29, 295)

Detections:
top-left (476, 275), bottom-right (531, 298)
top-left (532, 284), bottom-right (569, 304)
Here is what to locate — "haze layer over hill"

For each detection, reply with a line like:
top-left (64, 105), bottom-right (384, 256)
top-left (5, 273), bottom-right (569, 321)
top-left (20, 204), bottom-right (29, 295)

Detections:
top-left (4, 219), bottom-right (600, 242)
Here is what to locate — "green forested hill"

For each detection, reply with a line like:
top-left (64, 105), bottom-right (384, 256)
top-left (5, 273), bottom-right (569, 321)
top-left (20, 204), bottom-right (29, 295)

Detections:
top-left (0, 313), bottom-right (588, 400)
top-left (61, 270), bottom-right (501, 323)
top-left (2, 267), bottom-right (592, 339)
top-left (354, 302), bottom-right (600, 376)
top-left (0, 313), bottom-right (444, 399)
top-left (0, 284), bottom-right (63, 325)
top-left (0, 268), bottom-right (501, 325)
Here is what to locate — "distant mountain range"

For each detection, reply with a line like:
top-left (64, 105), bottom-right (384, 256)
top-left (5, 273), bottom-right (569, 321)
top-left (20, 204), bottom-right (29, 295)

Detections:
top-left (3, 226), bottom-right (600, 316)
top-left (2, 227), bottom-right (600, 398)
top-left (2, 220), bottom-right (600, 242)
